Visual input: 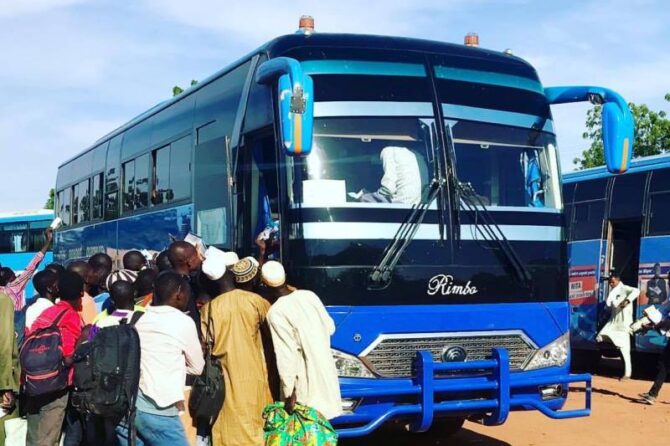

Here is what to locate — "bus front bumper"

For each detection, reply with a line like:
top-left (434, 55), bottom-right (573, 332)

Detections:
top-left (332, 348), bottom-right (591, 438)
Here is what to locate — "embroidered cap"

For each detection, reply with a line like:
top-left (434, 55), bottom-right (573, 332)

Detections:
top-left (232, 257), bottom-right (259, 284)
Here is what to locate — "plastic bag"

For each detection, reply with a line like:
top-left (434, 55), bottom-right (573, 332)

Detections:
top-left (262, 402), bottom-right (338, 446)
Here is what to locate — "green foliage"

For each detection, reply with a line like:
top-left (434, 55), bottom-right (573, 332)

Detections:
top-left (45, 188), bottom-right (55, 210)
top-left (574, 93), bottom-right (670, 169)
top-left (172, 80), bottom-right (198, 97)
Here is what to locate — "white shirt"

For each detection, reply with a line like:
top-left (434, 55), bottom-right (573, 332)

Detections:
top-left (135, 305), bottom-right (204, 409)
top-left (598, 282), bottom-right (640, 348)
top-left (267, 290), bottom-right (342, 419)
top-left (25, 297), bottom-right (54, 331)
top-left (379, 146), bottom-right (422, 205)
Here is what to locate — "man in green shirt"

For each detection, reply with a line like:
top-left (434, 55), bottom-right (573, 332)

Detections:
top-left (0, 291), bottom-right (20, 446)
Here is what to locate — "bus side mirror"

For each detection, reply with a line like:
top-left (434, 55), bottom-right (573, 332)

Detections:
top-left (545, 86), bottom-right (634, 174)
top-left (256, 57), bottom-right (314, 156)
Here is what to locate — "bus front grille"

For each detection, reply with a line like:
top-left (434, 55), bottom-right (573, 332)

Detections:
top-left (360, 332), bottom-right (537, 378)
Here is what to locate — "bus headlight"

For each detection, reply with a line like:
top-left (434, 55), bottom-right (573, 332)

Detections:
top-left (523, 332), bottom-right (569, 371)
top-left (331, 349), bottom-right (376, 378)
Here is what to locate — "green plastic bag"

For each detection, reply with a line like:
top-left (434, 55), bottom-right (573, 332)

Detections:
top-left (263, 402), bottom-right (338, 446)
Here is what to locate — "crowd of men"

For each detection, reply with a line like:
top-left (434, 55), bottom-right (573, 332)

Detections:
top-left (0, 229), bottom-right (341, 446)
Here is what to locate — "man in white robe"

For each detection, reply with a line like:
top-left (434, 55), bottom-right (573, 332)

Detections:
top-left (597, 271), bottom-right (639, 379)
top-left (263, 261), bottom-right (342, 419)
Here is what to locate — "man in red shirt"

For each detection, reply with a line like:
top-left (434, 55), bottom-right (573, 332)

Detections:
top-left (25, 271), bottom-right (83, 446)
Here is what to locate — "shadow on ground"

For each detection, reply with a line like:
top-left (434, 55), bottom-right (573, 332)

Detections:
top-left (341, 426), bottom-right (511, 446)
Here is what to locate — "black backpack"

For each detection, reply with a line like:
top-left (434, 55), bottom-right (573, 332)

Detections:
top-left (188, 311), bottom-right (225, 425)
top-left (20, 309), bottom-right (69, 396)
top-left (71, 312), bottom-right (143, 423)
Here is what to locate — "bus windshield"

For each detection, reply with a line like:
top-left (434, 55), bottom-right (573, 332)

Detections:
top-left (449, 119), bottom-right (562, 210)
top-left (294, 117), bottom-right (437, 208)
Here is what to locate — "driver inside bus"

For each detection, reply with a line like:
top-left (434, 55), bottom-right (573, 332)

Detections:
top-left (349, 146), bottom-right (422, 205)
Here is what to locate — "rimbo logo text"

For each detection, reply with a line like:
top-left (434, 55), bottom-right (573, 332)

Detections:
top-left (427, 274), bottom-right (478, 296)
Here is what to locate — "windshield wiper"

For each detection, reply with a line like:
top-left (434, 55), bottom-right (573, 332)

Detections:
top-left (456, 181), bottom-right (533, 289)
top-left (368, 177), bottom-right (445, 290)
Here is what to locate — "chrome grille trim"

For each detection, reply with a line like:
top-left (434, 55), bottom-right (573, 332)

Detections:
top-left (360, 331), bottom-right (537, 378)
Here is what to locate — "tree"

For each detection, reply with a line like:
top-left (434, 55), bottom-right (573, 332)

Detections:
top-left (172, 80), bottom-right (198, 97)
top-left (45, 188), bottom-right (55, 210)
top-left (573, 93), bottom-right (670, 169)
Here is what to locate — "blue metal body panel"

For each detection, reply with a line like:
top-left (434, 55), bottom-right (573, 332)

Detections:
top-left (327, 302), bottom-right (590, 435)
top-left (333, 347), bottom-right (591, 437)
top-left (635, 236), bottom-right (670, 352)
top-left (54, 205), bottom-right (192, 263)
top-left (567, 240), bottom-right (604, 349)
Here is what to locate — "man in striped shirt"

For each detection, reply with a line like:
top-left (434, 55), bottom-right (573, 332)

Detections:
top-left (0, 228), bottom-right (53, 310)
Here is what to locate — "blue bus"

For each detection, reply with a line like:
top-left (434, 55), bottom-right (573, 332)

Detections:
top-left (565, 154), bottom-right (670, 365)
top-left (0, 209), bottom-right (54, 301)
top-left (54, 23), bottom-right (634, 438)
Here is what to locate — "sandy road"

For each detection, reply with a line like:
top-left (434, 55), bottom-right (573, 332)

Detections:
top-left (341, 372), bottom-right (669, 446)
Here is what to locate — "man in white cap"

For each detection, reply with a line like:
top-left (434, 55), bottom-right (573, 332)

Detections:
top-left (263, 261), bottom-right (341, 420)
top-left (199, 247), bottom-right (272, 446)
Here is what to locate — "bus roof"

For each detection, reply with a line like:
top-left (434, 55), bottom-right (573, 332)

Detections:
top-left (59, 32), bottom-right (535, 169)
top-left (0, 209), bottom-right (54, 224)
top-left (563, 153), bottom-right (670, 183)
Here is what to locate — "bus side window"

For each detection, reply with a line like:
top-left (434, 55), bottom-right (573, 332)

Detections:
top-left (648, 192), bottom-right (670, 235)
top-left (648, 169), bottom-right (670, 235)
top-left (79, 179), bottom-right (91, 222)
top-left (563, 183), bottom-right (576, 240)
top-left (170, 136), bottom-right (192, 202)
top-left (572, 179), bottom-right (607, 241)
top-left (28, 220), bottom-right (49, 251)
top-left (0, 223), bottom-right (28, 253)
top-left (152, 145), bottom-right (171, 205)
top-left (72, 184), bottom-right (80, 225)
top-left (123, 160), bottom-right (135, 214)
top-left (92, 174), bottom-right (103, 220)
top-left (105, 135), bottom-right (122, 220)
top-left (134, 153), bottom-right (150, 210)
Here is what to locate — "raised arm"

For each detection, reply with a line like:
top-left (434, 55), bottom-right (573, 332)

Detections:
top-left (10, 229), bottom-right (53, 292)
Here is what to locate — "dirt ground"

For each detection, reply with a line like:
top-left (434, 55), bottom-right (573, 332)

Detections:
top-left (342, 361), bottom-right (670, 446)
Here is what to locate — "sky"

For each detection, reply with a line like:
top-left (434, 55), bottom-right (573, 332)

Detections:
top-left (0, 0), bottom-right (668, 211)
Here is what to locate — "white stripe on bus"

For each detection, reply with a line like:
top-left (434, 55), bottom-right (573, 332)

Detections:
top-left (290, 222), bottom-right (562, 241)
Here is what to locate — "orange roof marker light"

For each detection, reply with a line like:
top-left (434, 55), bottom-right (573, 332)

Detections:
top-left (464, 32), bottom-right (479, 47)
top-left (298, 15), bottom-right (315, 35)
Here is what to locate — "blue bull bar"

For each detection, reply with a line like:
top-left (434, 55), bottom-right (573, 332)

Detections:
top-left (335, 348), bottom-right (592, 438)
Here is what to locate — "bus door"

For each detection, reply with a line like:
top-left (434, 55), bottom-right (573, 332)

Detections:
top-left (193, 134), bottom-right (234, 249)
top-left (236, 129), bottom-right (281, 259)
top-left (568, 178), bottom-right (608, 349)
top-left (605, 172), bottom-right (647, 350)
top-left (605, 220), bottom-right (642, 290)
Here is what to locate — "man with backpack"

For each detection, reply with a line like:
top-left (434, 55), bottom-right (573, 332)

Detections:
top-left (115, 272), bottom-right (204, 446)
top-left (23, 270), bottom-right (83, 446)
top-left (25, 270), bottom-right (59, 332)
top-left (71, 279), bottom-right (145, 445)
